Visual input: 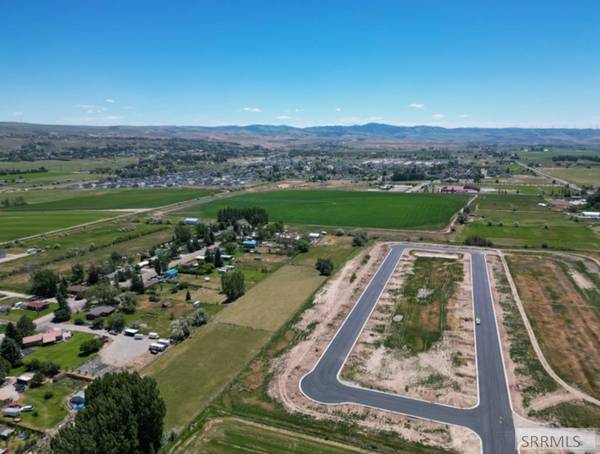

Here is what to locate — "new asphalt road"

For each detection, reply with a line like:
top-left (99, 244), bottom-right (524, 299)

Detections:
top-left (300, 243), bottom-right (515, 453)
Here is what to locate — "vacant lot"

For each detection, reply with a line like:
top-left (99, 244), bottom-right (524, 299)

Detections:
top-left (460, 194), bottom-right (600, 250)
top-left (7, 188), bottom-right (212, 211)
top-left (182, 190), bottom-right (467, 230)
top-left (542, 166), bottom-right (600, 187)
top-left (144, 323), bottom-right (270, 430)
top-left (186, 417), bottom-right (367, 453)
top-left (216, 265), bottom-right (325, 332)
top-left (507, 254), bottom-right (600, 400)
top-left (0, 210), bottom-right (119, 242)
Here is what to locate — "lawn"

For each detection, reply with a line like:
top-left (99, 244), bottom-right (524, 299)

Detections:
top-left (541, 166), bottom-right (600, 187)
top-left (22, 332), bottom-right (98, 371)
top-left (181, 190), bottom-right (467, 230)
top-left (0, 210), bottom-right (119, 242)
top-left (291, 236), bottom-right (356, 270)
top-left (0, 303), bottom-right (59, 323)
top-left (8, 188), bottom-right (214, 211)
top-left (144, 323), bottom-right (271, 430)
top-left (385, 256), bottom-right (463, 354)
top-left (216, 265), bottom-right (326, 332)
top-left (186, 417), bottom-right (366, 453)
top-left (18, 378), bottom-right (84, 430)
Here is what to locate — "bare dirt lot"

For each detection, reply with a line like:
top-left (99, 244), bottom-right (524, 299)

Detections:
top-left (340, 250), bottom-right (478, 408)
top-left (268, 243), bottom-right (480, 453)
top-left (507, 254), bottom-right (600, 401)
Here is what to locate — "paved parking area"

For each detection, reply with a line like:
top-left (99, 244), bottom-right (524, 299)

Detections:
top-left (99, 333), bottom-right (155, 369)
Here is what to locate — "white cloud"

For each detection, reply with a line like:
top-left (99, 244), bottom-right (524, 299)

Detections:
top-left (335, 107), bottom-right (342, 112)
top-left (409, 103), bottom-right (425, 109)
top-left (459, 114), bottom-right (470, 118)
top-left (432, 113), bottom-right (446, 119)
top-left (105, 98), bottom-right (115, 103)
top-left (243, 107), bottom-right (262, 113)
top-left (103, 115), bottom-right (122, 122)
top-left (12, 111), bottom-right (24, 117)
top-left (276, 115), bottom-right (291, 120)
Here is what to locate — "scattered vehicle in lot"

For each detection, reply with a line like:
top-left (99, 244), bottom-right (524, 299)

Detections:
top-left (134, 333), bottom-right (144, 340)
top-left (149, 343), bottom-right (166, 354)
top-left (157, 338), bottom-right (171, 347)
top-left (148, 332), bottom-right (159, 339)
top-left (20, 405), bottom-right (33, 412)
top-left (108, 330), bottom-right (118, 335)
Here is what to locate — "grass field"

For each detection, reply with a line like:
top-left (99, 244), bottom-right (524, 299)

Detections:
top-left (0, 158), bottom-right (136, 172)
top-left (0, 303), bottom-right (59, 323)
top-left (216, 265), bottom-right (326, 332)
top-left (0, 210), bottom-right (120, 242)
top-left (144, 323), bottom-right (271, 429)
top-left (22, 332), bottom-right (98, 371)
top-left (507, 254), bottom-right (600, 400)
top-left (6, 188), bottom-right (213, 211)
top-left (18, 378), bottom-right (84, 430)
top-left (385, 256), bottom-right (463, 353)
top-left (460, 194), bottom-right (600, 250)
top-left (180, 190), bottom-right (467, 230)
top-left (187, 417), bottom-right (367, 453)
top-left (541, 166), bottom-right (600, 187)
top-left (291, 236), bottom-right (356, 270)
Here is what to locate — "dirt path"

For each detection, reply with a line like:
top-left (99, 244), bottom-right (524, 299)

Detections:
top-left (499, 252), bottom-right (600, 407)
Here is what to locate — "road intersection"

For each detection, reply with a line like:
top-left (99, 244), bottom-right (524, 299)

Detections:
top-left (300, 243), bottom-right (516, 454)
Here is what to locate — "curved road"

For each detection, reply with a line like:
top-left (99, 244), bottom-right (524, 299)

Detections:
top-left (300, 243), bottom-right (515, 453)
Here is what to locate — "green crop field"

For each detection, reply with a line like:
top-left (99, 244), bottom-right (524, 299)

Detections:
top-left (0, 210), bottom-right (119, 242)
top-left (460, 194), bottom-right (600, 250)
top-left (181, 190), bottom-right (467, 230)
top-left (7, 188), bottom-right (214, 211)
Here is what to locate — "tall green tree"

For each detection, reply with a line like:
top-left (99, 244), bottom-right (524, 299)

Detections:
top-left (30, 269), bottom-right (58, 298)
top-left (0, 337), bottom-right (21, 367)
top-left (50, 372), bottom-right (166, 454)
top-left (221, 270), bottom-right (245, 301)
top-left (70, 263), bottom-right (85, 284)
top-left (16, 315), bottom-right (36, 338)
top-left (130, 272), bottom-right (145, 294)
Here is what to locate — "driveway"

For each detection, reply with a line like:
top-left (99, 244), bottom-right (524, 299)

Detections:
top-left (300, 243), bottom-right (515, 454)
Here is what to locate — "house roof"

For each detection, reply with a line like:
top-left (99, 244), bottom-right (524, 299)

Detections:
top-left (21, 334), bottom-right (43, 345)
top-left (88, 305), bottom-right (116, 316)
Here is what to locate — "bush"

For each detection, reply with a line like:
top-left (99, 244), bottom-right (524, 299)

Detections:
top-left (294, 239), bottom-right (310, 253)
top-left (44, 391), bottom-right (54, 400)
top-left (315, 258), bottom-right (334, 276)
top-left (30, 372), bottom-right (44, 388)
top-left (350, 230), bottom-right (368, 247)
top-left (74, 317), bottom-right (85, 326)
top-left (335, 228), bottom-right (345, 236)
top-left (464, 235), bottom-right (494, 247)
top-left (80, 338), bottom-right (104, 356)
top-left (91, 318), bottom-right (104, 330)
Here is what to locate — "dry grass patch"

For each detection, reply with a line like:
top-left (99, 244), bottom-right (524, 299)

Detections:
top-left (216, 265), bottom-right (326, 332)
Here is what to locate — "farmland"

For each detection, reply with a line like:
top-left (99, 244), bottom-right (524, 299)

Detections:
top-left (541, 166), bottom-right (600, 187)
top-left (0, 210), bottom-right (119, 242)
top-left (459, 194), bottom-right (600, 250)
top-left (5, 188), bottom-right (213, 211)
top-left (180, 190), bottom-right (467, 230)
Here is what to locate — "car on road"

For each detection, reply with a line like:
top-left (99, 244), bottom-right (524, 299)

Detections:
top-left (475, 317), bottom-right (481, 325)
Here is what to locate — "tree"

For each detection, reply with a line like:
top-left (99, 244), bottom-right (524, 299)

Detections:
top-left (119, 292), bottom-right (138, 314)
top-left (185, 289), bottom-right (191, 302)
top-left (130, 272), bottom-right (145, 294)
top-left (80, 338), bottom-right (104, 356)
top-left (0, 337), bottom-right (21, 367)
top-left (170, 317), bottom-right (191, 341)
top-left (5, 323), bottom-right (20, 343)
top-left (351, 229), bottom-right (368, 247)
top-left (294, 239), bottom-right (310, 253)
top-left (174, 223), bottom-right (192, 244)
top-left (70, 263), bottom-right (85, 284)
top-left (221, 270), bottom-right (245, 301)
top-left (54, 279), bottom-right (72, 322)
top-left (86, 264), bottom-right (100, 285)
top-left (315, 258), bottom-right (334, 276)
top-left (106, 313), bottom-right (125, 332)
top-left (29, 371), bottom-right (44, 388)
top-left (30, 269), bottom-right (58, 297)
top-left (16, 315), bottom-right (36, 338)
top-left (213, 248), bottom-right (223, 268)
top-left (85, 284), bottom-right (119, 306)
top-left (51, 371), bottom-right (166, 454)
top-left (190, 308), bottom-right (207, 327)
top-left (0, 360), bottom-right (7, 385)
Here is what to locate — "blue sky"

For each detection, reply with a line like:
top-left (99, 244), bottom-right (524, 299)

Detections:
top-left (2, 1), bottom-right (599, 128)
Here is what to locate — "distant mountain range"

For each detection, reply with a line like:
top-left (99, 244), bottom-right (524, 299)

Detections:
top-left (2, 121), bottom-right (600, 147)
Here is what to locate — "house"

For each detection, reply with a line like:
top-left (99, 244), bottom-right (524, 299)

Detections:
top-left (42, 328), bottom-right (64, 345)
top-left (21, 334), bottom-right (43, 348)
top-left (26, 300), bottom-right (50, 311)
top-left (183, 217), bottom-right (200, 225)
top-left (86, 305), bottom-right (116, 320)
top-left (68, 284), bottom-right (89, 296)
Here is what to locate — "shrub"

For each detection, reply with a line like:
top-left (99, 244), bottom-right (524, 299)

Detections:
top-left (44, 391), bottom-right (54, 400)
top-left (315, 258), bottom-right (334, 276)
top-left (80, 338), bottom-right (104, 356)
top-left (464, 235), bottom-right (493, 247)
